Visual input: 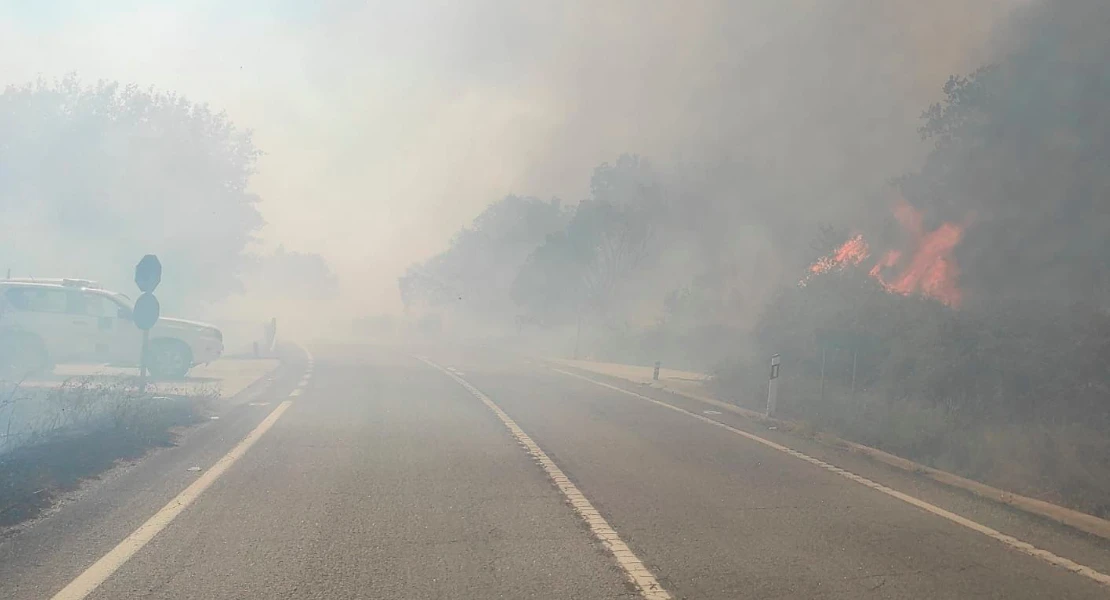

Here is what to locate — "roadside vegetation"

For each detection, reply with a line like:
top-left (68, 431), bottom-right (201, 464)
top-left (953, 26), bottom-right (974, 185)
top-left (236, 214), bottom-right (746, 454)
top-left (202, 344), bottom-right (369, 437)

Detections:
top-left (712, 268), bottom-right (1110, 516)
top-left (0, 377), bottom-right (216, 527)
top-left (0, 76), bottom-right (338, 317)
top-left (398, 1), bottom-right (1110, 517)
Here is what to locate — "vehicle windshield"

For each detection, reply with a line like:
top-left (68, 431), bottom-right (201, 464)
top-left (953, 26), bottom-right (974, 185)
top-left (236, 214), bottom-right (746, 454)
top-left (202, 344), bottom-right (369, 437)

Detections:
top-left (2, 3), bottom-right (1109, 599)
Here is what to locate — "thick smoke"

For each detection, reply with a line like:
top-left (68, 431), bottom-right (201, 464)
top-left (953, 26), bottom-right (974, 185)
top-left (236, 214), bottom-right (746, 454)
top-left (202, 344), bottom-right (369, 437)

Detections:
top-left (412, 1), bottom-right (1026, 343)
top-left (901, 0), bottom-right (1110, 312)
top-left (1, 1), bottom-right (1024, 320)
top-left (487, 3), bottom-right (1008, 205)
top-left (419, 1), bottom-right (1021, 313)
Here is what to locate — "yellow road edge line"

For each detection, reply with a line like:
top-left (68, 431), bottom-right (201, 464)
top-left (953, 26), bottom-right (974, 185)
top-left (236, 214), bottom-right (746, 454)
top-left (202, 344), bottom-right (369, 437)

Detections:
top-left (51, 399), bottom-right (297, 600)
top-left (551, 367), bottom-right (1110, 589)
top-left (420, 357), bottom-right (672, 600)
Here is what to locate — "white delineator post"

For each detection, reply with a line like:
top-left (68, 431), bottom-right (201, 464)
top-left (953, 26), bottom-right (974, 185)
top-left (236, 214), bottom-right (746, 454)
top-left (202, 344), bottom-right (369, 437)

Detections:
top-left (766, 353), bottom-right (781, 417)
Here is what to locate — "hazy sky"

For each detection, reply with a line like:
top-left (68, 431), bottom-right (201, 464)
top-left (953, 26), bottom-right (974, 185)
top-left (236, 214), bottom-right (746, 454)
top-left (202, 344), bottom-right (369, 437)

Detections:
top-left (2, 0), bottom-right (563, 312)
top-left (0, 0), bottom-right (1020, 313)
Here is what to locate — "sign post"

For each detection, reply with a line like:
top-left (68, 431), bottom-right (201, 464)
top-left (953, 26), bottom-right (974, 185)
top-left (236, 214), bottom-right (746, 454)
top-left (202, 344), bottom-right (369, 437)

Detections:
top-left (140, 331), bottom-right (149, 382)
top-left (766, 353), bottom-right (781, 417)
top-left (133, 255), bottom-right (162, 384)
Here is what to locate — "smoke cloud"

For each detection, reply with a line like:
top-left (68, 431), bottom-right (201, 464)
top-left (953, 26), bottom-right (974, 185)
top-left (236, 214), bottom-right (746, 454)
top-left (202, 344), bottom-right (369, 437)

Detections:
top-left (1, 1), bottom-right (1023, 317)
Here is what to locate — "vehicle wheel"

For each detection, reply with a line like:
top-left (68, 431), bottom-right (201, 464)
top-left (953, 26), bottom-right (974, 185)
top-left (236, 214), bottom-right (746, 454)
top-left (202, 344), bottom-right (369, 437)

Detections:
top-left (146, 339), bottom-right (193, 379)
top-left (0, 332), bottom-right (51, 379)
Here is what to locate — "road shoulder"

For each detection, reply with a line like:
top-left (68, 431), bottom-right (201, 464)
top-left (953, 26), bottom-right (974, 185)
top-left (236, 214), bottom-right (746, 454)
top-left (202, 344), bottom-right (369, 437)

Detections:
top-left (546, 360), bottom-right (1110, 583)
top-left (550, 358), bottom-right (1110, 542)
top-left (0, 351), bottom-right (305, 600)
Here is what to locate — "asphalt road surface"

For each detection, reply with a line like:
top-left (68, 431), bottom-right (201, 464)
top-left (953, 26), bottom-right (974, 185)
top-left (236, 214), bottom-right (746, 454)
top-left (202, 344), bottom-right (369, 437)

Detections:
top-left (2, 343), bottom-right (1110, 599)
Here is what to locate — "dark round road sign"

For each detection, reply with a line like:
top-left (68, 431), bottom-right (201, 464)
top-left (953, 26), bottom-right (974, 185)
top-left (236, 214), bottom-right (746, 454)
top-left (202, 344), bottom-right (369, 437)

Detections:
top-left (135, 255), bottom-right (162, 293)
top-left (133, 292), bottom-right (161, 330)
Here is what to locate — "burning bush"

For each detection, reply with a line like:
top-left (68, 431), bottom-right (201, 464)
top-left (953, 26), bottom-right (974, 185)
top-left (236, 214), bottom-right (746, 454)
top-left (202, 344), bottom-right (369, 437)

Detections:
top-left (717, 227), bottom-right (1110, 515)
top-left (804, 200), bottom-right (965, 308)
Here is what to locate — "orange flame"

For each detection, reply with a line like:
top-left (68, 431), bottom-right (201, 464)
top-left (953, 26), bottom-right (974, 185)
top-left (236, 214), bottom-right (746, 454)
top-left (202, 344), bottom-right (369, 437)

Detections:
top-left (806, 201), bottom-right (965, 307)
top-left (809, 234), bottom-right (870, 275)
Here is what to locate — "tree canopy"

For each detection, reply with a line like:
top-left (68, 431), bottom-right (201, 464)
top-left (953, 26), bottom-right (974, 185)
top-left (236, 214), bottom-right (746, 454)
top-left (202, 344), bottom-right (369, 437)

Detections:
top-left (398, 195), bottom-right (569, 325)
top-left (901, 0), bottom-right (1110, 311)
top-left (0, 76), bottom-right (264, 310)
top-left (482, 156), bottom-right (659, 327)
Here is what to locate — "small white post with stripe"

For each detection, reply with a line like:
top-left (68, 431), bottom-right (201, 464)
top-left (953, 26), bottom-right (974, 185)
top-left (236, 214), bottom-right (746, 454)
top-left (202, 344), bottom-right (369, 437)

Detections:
top-left (766, 353), bottom-right (780, 417)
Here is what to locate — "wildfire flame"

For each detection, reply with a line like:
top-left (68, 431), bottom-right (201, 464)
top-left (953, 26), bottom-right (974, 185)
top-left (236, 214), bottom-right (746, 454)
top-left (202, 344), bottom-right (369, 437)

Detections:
top-left (809, 234), bottom-right (870, 275)
top-left (805, 201), bottom-right (965, 307)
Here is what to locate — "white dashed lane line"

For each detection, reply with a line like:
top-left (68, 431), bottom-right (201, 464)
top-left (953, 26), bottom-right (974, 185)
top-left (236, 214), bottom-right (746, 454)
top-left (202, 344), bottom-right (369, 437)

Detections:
top-left (50, 346), bottom-right (316, 600)
top-left (421, 357), bottom-right (672, 600)
top-left (50, 401), bottom-right (295, 600)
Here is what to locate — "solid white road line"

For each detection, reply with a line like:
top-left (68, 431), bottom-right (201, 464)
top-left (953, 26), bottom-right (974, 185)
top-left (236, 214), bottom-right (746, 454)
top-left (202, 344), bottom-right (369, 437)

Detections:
top-left (421, 358), bottom-right (671, 600)
top-left (552, 367), bottom-right (1110, 589)
top-left (51, 400), bottom-right (296, 600)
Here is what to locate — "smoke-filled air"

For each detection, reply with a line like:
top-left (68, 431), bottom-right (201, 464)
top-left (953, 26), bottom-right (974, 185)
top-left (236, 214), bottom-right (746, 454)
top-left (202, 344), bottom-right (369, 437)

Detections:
top-left (5, 2), bottom-right (1110, 592)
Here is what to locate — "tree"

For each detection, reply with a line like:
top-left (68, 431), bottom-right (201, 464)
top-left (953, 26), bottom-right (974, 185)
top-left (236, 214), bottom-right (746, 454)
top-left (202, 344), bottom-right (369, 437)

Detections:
top-left (511, 157), bottom-right (658, 326)
top-left (0, 75), bottom-right (264, 311)
top-left (242, 245), bottom-right (338, 299)
top-left (398, 195), bottom-right (569, 325)
top-left (900, 0), bottom-right (1110, 311)
top-left (574, 197), bottom-right (655, 315)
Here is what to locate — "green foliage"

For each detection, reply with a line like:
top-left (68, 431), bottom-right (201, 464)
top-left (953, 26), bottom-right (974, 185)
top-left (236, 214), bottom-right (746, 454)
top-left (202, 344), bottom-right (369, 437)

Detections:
top-left (723, 6), bottom-right (1110, 512)
top-left (399, 156), bottom-right (663, 330)
top-left (243, 245), bottom-right (339, 300)
top-left (511, 155), bottom-right (658, 326)
top-left (717, 218), bottom-right (1110, 513)
top-left (398, 195), bottom-right (569, 322)
top-left (410, 0), bottom-right (1110, 514)
top-left (901, 0), bottom-right (1110, 310)
top-left (512, 197), bottom-right (654, 323)
top-left (753, 250), bottom-right (1110, 424)
top-left (0, 75), bottom-right (264, 310)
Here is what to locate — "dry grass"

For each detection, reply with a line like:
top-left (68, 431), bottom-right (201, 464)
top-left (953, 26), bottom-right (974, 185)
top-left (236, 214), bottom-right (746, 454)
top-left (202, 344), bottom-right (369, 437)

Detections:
top-left (711, 366), bottom-right (1110, 518)
top-left (0, 376), bottom-right (216, 526)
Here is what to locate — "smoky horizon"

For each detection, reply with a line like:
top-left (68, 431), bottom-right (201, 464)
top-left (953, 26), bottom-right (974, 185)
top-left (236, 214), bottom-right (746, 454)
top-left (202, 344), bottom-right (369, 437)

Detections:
top-left (5, 3), bottom-right (1110, 599)
top-left (1, 0), bottom-right (1031, 325)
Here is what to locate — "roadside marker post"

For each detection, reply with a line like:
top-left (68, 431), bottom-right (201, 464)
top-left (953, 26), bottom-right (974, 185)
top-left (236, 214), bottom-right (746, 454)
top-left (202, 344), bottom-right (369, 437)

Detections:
top-left (766, 353), bottom-right (780, 417)
top-left (266, 317), bottom-right (278, 355)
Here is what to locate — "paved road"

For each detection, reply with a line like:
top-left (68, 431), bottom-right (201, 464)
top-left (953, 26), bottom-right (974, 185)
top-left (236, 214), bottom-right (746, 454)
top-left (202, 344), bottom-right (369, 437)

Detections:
top-left (2, 344), bottom-right (1110, 599)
